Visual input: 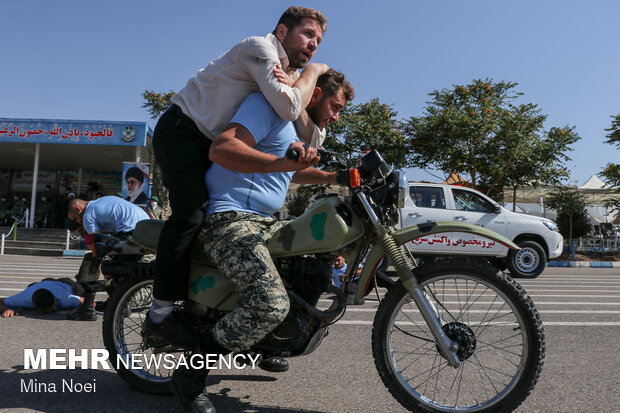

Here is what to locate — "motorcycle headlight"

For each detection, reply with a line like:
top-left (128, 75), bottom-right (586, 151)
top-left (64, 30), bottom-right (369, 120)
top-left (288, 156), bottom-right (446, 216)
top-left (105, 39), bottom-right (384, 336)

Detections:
top-left (542, 220), bottom-right (559, 232)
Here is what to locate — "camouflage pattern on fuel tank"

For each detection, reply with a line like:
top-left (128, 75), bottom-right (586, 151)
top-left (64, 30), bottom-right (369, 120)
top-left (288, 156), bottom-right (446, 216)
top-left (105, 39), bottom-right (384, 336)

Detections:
top-left (269, 196), bottom-right (365, 258)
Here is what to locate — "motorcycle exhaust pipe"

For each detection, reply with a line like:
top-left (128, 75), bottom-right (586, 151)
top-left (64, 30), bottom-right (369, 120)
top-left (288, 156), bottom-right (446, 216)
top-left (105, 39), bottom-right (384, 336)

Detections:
top-left (287, 285), bottom-right (346, 321)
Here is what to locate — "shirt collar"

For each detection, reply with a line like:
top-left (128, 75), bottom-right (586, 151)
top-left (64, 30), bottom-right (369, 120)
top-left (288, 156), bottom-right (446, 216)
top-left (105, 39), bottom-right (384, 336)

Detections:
top-left (266, 33), bottom-right (289, 71)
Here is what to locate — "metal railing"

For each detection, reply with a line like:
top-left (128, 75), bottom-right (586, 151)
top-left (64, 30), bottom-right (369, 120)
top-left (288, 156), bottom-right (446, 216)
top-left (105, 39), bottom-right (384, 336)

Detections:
top-left (1, 224), bottom-right (72, 255)
top-left (1, 222), bottom-right (18, 255)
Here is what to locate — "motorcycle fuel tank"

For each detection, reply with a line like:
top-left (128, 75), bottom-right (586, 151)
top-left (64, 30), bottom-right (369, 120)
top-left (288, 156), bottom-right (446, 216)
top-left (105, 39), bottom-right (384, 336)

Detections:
top-left (268, 196), bottom-right (365, 257)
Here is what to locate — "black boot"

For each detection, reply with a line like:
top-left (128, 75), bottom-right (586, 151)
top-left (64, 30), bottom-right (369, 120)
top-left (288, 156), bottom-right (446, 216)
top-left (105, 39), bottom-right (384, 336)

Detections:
top-left (258, 357), bottom-right (289, 372)
top-left (66, 292), bottom-right (97, 321)
top-left (170, 331), bottom-right (230, 413)
top-left (170, 366), bottom-right (215, 413)
top-left (142, 311), bottom-right (201, 348)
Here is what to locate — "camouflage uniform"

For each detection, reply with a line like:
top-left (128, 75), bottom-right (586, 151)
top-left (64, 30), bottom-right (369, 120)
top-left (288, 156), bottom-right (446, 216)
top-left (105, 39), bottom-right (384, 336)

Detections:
top-left (197, 210), bottom-right (289, 352)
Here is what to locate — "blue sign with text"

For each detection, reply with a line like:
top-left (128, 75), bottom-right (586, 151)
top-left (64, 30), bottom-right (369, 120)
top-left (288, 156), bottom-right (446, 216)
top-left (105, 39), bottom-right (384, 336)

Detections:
top-left (0, 118), bottom-right (150, 146)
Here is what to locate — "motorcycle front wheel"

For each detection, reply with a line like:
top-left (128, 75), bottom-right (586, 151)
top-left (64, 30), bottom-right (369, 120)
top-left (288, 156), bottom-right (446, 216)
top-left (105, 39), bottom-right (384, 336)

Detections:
top-left (372, 259), bottom-right (544, 413)
top-left (102, 277), bottom-right (182, 395)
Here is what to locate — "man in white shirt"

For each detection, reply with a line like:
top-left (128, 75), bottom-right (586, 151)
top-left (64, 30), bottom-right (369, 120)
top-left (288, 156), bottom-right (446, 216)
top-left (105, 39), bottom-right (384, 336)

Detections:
top-left (148, 7), bottom-right (330, 358)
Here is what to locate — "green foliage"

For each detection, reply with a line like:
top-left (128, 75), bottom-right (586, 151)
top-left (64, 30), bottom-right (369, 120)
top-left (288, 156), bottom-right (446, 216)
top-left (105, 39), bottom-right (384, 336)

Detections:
top-left (141, 90), bottom-right (175, 120)
top-left (555, 211), bottom-right (591, 240)
top-left (325, 98), bottom-right (407, 169)
top-left (402, 79), bottom-right (579, 200)
top-left (285, 184), bottom-right (329, 217)
top-left (288, 98), bottom-right (409, 214)
top-left (600, 113), bottom-right (620, 211)
top-left (604, 113), bottom-right (620, 147)
top-left (140, 90), bottom-right (176, 209)
top-left (545, 188), bottom-right (591, 239)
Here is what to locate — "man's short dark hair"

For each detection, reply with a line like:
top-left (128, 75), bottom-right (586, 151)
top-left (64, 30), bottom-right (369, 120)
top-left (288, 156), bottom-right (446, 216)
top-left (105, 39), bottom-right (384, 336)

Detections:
top-left (317, 69), bottom-right (355, 103)
top-left (273, 6), bottom-right (327, 33)
top-left (125, 167), bottom-right (144, 184)
top-left (32, 288), bottom-right (55, 311)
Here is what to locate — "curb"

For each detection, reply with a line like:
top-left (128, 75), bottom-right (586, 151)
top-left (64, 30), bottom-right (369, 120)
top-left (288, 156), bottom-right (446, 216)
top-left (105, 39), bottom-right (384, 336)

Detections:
top-left (62, 250), bottom-right (86, 257)
top-left (549, 261), bottom-right (620, 268)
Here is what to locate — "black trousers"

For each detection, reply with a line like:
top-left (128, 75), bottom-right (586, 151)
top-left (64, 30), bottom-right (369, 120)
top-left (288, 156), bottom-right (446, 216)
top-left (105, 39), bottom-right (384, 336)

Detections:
top-left (152, 105), bottom-right (212, 301)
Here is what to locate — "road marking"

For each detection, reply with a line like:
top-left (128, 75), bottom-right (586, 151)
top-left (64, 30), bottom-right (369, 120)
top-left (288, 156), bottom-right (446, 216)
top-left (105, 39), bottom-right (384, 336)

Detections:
top-left (342, 308), bottom-right (620, 314)
top-left (0, 268), bottom-right (80, 277)
top-left (520, 282), bottom-right (620, 286)
top-left (0, 276), bottom-right (65, 280)
top-left (335, 320), bottom-right (620, 326)
top-left (1, 288), bottom-right (34, 292)
top-left (521, 289), bottom-right (620, 293)
top-left (0, 281), bottom-right (40, 285)
top-left (0, 261), bottom-right (82, 269)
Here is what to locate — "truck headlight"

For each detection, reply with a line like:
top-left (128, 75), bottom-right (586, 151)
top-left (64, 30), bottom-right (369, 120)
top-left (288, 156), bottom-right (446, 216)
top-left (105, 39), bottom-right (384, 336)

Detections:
top-left (542, 220), bottom-right (559, 232)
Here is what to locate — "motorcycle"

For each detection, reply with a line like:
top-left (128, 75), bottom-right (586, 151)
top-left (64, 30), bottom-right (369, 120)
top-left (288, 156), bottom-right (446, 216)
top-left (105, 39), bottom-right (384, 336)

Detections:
top-left (91, 149), bottom-right (544, 413)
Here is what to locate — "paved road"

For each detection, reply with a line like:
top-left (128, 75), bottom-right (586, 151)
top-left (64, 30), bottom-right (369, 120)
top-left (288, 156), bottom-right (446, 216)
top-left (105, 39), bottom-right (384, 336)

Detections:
top-left (0, 255), bottom-right (619, 413)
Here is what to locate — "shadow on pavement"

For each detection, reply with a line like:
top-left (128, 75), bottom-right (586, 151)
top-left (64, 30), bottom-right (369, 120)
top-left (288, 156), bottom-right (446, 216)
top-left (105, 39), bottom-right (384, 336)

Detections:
top-left (0, 369), bottom-right (327, 413)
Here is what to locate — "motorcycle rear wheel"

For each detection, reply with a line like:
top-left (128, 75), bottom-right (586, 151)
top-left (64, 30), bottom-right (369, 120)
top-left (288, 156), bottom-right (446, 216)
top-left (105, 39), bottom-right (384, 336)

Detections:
top-left (372, 259), bottom-right (544, 413)
top-left (102, 277), bottom-right (181, 395)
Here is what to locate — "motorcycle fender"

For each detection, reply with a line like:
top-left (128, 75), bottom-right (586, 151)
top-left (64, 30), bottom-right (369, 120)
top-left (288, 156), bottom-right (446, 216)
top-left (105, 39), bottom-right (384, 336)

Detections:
top-left (354, 221), bottom-right (519, 302)
top-left (188, 259), bottom-right (239, 311)
top-left (394, 221), bottom-right (518, 251)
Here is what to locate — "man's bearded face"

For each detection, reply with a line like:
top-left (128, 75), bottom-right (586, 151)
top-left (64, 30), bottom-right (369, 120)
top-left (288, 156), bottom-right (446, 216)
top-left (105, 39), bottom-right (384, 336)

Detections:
top-left (126, 177), bottom-right (142, 198)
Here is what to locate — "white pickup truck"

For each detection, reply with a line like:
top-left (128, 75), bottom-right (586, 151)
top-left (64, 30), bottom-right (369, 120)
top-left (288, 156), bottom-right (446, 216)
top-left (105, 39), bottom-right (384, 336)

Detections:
top-left (399, 182), bottom-right (563, 278)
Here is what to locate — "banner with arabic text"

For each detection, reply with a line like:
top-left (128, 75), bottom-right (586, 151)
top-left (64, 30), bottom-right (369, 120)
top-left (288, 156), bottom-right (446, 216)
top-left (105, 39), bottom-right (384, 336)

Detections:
top-left (0, 118), bottom-right (150, 146)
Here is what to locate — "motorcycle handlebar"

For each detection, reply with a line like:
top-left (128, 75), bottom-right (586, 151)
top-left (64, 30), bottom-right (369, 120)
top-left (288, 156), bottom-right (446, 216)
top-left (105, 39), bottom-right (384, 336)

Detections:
top-left (285, 144), bottom-right (345, 169)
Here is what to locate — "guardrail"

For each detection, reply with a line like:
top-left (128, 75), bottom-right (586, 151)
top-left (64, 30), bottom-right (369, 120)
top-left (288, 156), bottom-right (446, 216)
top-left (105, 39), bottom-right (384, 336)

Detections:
top-left (1, 225), bottom-right (73, 255)
top-left (577, 234), bottom-right (619, 252)
top-left (1, 222), bottom-right (18, 255)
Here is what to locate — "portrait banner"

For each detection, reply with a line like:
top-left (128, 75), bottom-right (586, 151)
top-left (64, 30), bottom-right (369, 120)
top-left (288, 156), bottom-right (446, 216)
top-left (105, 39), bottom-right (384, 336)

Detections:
top-left (122, 163), bottom-right (150, 205)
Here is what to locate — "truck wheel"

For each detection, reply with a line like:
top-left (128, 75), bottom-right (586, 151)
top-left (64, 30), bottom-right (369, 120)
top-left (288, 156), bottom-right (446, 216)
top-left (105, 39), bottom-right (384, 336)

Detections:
top-left (508, 240), bottom-right (547, 278)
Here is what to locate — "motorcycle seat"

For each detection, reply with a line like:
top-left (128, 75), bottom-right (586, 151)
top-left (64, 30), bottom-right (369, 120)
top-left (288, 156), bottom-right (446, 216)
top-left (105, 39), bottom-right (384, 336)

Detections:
top-left (132, 219), bottom-right (165, 251)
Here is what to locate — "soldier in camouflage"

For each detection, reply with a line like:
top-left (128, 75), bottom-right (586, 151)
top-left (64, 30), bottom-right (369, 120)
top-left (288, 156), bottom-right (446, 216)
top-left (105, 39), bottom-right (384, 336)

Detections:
top-left (199, 211), bottom-right (287, 351)
top-left (170, 69), bottom-right (354, 413)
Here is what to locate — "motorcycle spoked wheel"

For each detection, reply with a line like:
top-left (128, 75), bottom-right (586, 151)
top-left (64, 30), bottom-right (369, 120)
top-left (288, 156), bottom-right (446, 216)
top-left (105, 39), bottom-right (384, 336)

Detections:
top-left (372, 259), bottom-right (545, 413)
top-left (102, 277), bottom-right (184, 395)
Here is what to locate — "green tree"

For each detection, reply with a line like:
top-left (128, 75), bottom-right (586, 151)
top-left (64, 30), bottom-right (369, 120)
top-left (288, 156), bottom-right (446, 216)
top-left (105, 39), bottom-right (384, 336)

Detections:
top-left (141, 90), bottom-right (175, 120)
top-left (402, 79), bottom-right (579, 200)
top-left (285, 185), bottom-right (330, 217)
top-left (325, 98), bottom-right (407, 169)
top-left (600, 113), bottom-right (620, 211)
top-left (286, 98), bottom-right (408, 213)
top-left (141, 90), bottom-right (175, 212)
top-left (544, 187), bottom-right (591, 242)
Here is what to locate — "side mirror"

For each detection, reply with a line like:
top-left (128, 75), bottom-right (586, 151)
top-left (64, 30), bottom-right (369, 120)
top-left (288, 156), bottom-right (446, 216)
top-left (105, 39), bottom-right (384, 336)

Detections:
top-left (397, 172), bottom-right (408, 209)
top-left (493, 204), bottom-right (501, 214)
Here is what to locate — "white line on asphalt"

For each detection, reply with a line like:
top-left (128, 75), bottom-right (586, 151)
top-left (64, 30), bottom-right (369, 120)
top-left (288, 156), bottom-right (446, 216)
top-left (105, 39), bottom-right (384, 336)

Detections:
top-left (342, 308), bottom-right (620, 314)
top-left (0, 281), bottom-right (40, 285)
top-left (528, 291), bottom-right (619, 298)
top-left (334, 320), bottom-right (620, 326)
top-left (0, 264), bottom-right (82, 268)
top-left (0, 270), bottom-right (80, 274)
top-left (0, 276), bottom-right (69, 280)
top-left (0, 267), bottom-right (80, 274)
top-left (524, 282), bottom-right (620, 285)
top-left (1, 288), bottom-right (33, 292)
top-left (341, 291), bottom-right (620, 296)
top-left (319, 299), bottom-right (620, 305)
